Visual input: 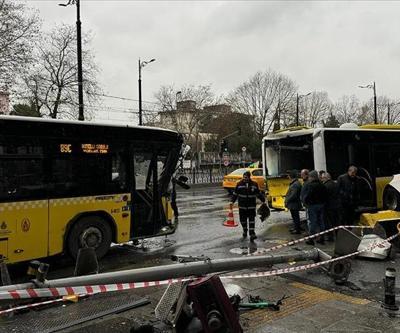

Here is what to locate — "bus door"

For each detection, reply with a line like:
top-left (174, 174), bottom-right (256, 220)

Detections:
top-left (131, 149), bottom-right (166, 238)
top-left (0, 141), bottom-right (49, 263)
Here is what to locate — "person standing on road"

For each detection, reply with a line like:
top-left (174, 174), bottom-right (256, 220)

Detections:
top-left (299, 168), bottom-right (310, 226)
top-left (337, 166), bottom-right (360, 225)
top-left (285, 170), bottom-right (303, 234)
top-left (299, 169), bottom-right (309, 202)
top-left (321, 172), bottom-right (341, 241)
top-left (231, 171), bottom-right (266, 241)
top-left (301, 170), bottom-right (327, 245)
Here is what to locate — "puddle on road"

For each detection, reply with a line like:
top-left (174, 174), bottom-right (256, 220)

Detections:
top-left (230, 245), bottom-right (267, 255)
top-left (114, 238), bottom-right (177, 254)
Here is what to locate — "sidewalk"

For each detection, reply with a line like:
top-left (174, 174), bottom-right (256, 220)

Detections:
top-left (233, 275), bottom-right (398, 332)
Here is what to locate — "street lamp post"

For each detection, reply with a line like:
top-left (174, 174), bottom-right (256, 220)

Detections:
top-left (59, 0), bottom-right (84, 121)
top-left (138, 58), bottom-right (155, 126)
top-left (386, 101), bottom-right (400, 125)
top-left (296, 92), bottom-right (312, 126)
top-left (358, 81), bottom-right (377, 124)
top-left (176, 91), bottom-right (182, 110)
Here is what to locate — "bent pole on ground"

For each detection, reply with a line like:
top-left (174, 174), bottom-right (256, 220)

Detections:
top-left (0, 249), bottom-right (329, 292)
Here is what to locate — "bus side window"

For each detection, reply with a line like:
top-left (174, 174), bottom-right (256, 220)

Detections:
top-left (0, 160), bottom-right (45, 199)
top-left (0, 143), bottom-right (45, 200)
top-left (374, 145), bottom-right (400, 177)
top-left (133, 152), bottom-right (152, 190)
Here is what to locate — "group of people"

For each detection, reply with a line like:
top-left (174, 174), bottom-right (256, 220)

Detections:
top-left (229, 166), bottom-right (361, 244)
top-left (285, 166), bottom-right (361, 245)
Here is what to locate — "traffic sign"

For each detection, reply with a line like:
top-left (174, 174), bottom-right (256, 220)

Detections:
top-left (223, 160), bottom-right (230, 166)
top-left (242, 146), bottom-right (246, 152)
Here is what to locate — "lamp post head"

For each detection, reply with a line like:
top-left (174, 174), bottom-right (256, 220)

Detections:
top-left (140, 58), bottom-right (156, 68)
top-left (358, 84), bottom-right (374, 89)
top-left (59, 0), bottom-right (75, 6)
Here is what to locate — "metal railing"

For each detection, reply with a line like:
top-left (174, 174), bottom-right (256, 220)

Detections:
top-left (176, 166), bottom-right (236, 184)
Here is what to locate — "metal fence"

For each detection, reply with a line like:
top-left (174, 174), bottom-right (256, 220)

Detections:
top-left (176, 166), bottom-right (236, 184)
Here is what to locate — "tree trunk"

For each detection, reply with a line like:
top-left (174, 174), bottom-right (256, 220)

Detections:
top-left (51, 86), bottom-right (63, 119)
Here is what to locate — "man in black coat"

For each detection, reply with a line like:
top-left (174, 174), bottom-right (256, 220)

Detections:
top-left (337, 166), bottom-right (360, 224)
top-left (301, 170), bottom-right (327, 245)
top-left (321, 172), bottom-right (341, 241)
top-left (231, 171), bottom-right (266, 241)
top-left (285, 170), bottom-right (303, 234)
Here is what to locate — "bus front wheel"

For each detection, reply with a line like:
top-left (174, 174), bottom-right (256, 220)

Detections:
top-left (67, 216), bottom-right (112, 260)
top-left (383, 186), bottom-right (400, 211)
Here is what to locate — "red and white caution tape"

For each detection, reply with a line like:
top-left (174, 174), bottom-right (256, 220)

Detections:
top-left (0, 278), bottom-right (190, 301)
top-left (223, 231), bottom-right (399, 279)
top-left (249, 225), bottom-right (373, 256)
top-left (1, 227), bottom-right (398, 316)
top-left (0, 296), bottom-right (75, 315)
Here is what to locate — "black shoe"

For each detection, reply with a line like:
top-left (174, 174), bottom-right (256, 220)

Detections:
top-left (305, 239), bottom-right (315, 245)
top-left (290, 229), bottom-right (302, 235)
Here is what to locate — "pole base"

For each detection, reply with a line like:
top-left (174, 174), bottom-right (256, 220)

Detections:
top-left (382, 303), bottom-right (399, 311)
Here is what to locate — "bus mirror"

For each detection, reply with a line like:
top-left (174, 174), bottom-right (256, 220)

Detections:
top-left (178, 175), bottom-right (188, 183)
top-left (181, 145), bottom-right (191, 157)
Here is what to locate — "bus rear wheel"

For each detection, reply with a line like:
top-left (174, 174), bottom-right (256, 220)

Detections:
top-left (383, 186), bottom-right (400, 211)
top-left (67, 216), bottom-right (112, 260)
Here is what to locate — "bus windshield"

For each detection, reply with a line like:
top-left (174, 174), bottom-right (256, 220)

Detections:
top-left (265, 134), bottom-right (313, 177)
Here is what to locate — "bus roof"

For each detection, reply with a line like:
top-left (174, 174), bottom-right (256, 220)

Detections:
top-left (263, 124), bottom-right (400, 141)
top-left (0, 115), bottom-right (177, 134)
top-left (0, 115), bottom-right (183, 143)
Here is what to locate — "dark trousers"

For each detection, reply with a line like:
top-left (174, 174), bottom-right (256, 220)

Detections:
top-left (239, 209), bottom-right (256, 236)
top-left (171, 188), bottom-right (178, 218)
top-left (290, 209), bottom-right (301, 231)
top-left (308, 204), bottom-right (325, 236)
top-left (324, 207), bottom-right (341, 239)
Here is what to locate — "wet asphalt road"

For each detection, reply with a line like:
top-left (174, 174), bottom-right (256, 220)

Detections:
top-left (7, 184), bottom-right (400, 303)
top-left (3, 184), bottom-right (400, 333)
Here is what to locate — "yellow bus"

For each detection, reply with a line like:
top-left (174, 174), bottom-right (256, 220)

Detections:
top-left (0, 116), bottom-right (183, 264)
top-left (262, 124), bottom-right (400, 211)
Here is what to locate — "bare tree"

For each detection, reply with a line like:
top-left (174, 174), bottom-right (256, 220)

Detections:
top-left (0, 0), bottom-right (40, 89)
top-left (300, 91), bottom-right (332, 127)
top-left (332, 95), bottom-right (360, 124)
top-left (358, 96), bottom-right (400, 125)
top-left (18, 24), bottom-right (101, 119)
top-left (226, 69), bottom-right (297, 138)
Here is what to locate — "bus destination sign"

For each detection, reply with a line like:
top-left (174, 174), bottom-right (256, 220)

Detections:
top-left (60, 143), bottom-right (109, 154)
top-left (81, 143), bottom-right (109, 154)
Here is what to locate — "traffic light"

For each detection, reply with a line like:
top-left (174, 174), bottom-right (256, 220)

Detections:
top-left (219, 139), bottom-right (228, 157)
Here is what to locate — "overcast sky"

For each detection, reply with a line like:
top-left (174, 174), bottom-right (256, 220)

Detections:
top-left (24, 0), bottom-right (400, 121)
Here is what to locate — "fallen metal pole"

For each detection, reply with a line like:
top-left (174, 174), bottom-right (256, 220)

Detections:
top-left (0, 248), bottom-right (328, 292)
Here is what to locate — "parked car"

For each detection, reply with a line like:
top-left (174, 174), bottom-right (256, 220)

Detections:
top-left (222, 168), bottom-right (266, 194)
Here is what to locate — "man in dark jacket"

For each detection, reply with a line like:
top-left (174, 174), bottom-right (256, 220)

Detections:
top-left (231, 171), bottom-right (266, 241)
top-left (285, 170), bottom-right (302, 234)
top-left (337, 166), bottom-right (360, 224)
top-left (301, 170), bottom-right (327, 245)
top-left (321, 172), bottom-right (341, 241)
